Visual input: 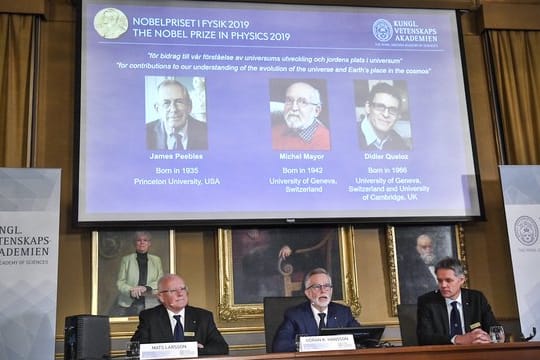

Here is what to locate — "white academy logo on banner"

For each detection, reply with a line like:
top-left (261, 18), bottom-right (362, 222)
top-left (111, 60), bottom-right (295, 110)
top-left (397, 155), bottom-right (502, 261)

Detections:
top-left (0, 168), bottom-right (61, 360)
top-left (500, 165), bottom-right (539, 341)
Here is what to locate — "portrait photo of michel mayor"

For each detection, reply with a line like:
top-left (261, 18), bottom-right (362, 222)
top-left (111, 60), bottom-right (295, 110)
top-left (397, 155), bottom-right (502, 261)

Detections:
top-left (269, 78), bottom-right (331, 151)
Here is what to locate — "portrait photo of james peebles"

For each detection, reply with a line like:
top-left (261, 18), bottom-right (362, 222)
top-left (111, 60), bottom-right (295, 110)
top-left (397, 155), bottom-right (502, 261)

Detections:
top-left (145, 76), bottom-right (208, 151)
top-left (269, 78), bottom-right (331, 151)
top-left (92, 230), bottom-right (174, 319)
top-left (354, 80), bottom-right (412, 151)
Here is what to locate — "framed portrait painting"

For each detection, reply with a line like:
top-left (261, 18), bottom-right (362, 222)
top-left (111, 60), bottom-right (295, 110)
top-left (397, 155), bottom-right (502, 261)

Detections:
top-left (217, 226), bottom-right (361, 321)
top-left (91, 229), bottom-right (175, 321)
top-left (386, 224), bottom-right (467, 316)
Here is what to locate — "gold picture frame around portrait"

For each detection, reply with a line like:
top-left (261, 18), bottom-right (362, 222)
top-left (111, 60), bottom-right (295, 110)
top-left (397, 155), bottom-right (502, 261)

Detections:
top-left (91, 229), bottom-right (175, 322)
top-left (217, 225), bottom-right (361, 321)
top-left (386, 224), bottom-right (467, 316)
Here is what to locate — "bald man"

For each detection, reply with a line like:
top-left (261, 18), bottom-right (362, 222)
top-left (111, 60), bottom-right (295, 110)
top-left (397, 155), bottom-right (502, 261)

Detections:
top-left (146, 79), bottom-right (208, 150)
top-left (131, 274), bottom-right (228, 355)
top-left (272, 82), bottom-right (330, 150)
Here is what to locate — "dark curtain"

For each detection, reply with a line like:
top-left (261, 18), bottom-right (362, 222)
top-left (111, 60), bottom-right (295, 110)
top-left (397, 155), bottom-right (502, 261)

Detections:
top-left (0, 13), bottom-right (37, 167)
top-left (485, 30), bottom-right (540, 164)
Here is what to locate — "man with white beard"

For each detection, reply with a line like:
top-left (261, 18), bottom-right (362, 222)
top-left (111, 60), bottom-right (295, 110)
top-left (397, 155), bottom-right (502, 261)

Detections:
top-left (272, 268), bottom-right (360, 352)
top-left (271, 82), bottom-right (331, 150)
top-left (399, 234), bottom-right (439, 304)
top-left (416, 234), bottom-right (437, 278)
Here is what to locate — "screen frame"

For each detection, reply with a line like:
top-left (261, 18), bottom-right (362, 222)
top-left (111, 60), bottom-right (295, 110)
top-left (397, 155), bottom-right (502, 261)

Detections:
top-left (73, 0), bottom-right (485, 228)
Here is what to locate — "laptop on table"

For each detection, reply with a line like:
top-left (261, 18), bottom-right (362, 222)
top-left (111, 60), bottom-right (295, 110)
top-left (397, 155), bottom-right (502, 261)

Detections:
top-left (320, 326), bottom-right (385, 349)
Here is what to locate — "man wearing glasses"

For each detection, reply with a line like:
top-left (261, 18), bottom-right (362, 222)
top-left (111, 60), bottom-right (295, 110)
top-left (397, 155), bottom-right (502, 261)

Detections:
top-left (131, 273), bottom-right (229, 355)
top-left (358, 81), bottom-right (410, 151)
top-left (272, 268), bottom-right (360, 352)
top-left (271, 81), bottom-right (331, 150)
top-left (146, 78), bottom-right (208, 150)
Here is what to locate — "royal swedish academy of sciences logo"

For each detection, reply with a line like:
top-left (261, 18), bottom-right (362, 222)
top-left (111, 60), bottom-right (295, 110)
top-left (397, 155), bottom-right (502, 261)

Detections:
top-left (514, 215), bottom-right (539, 246)
top-left (372, 19), bottom-right (393, 42)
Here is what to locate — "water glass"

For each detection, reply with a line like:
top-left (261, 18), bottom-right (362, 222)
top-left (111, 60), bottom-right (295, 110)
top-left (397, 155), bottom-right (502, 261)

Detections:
top-left (490, 325), bottom-right (505, 343)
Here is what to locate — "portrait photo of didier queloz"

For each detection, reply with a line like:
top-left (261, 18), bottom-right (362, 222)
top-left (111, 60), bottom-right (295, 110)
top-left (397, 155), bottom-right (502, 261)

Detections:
top-left (356, 80), bottom-right (411, 151)
top-left (146, 77), bottom-right (208, 151)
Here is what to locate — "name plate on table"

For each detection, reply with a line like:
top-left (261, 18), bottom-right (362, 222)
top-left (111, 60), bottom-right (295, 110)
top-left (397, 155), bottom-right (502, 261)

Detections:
top-left (140, 341), bottom-right (198, 359)
top-left (298, 334), bottom-right (356, 352)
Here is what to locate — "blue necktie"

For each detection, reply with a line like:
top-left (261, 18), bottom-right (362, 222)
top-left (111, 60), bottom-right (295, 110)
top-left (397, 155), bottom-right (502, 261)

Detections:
top-left (450, 301), bottom-right (463, 337)
top-left (173, 315), bottom-right (184, 341)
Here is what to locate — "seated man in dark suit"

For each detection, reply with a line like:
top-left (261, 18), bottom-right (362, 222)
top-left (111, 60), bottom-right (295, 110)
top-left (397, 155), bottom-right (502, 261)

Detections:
top-left (131, 273), bottom-right (228, 355)
top-left (272, 267), bottom-right (360, 352)
top-left (417, 257), bottom-right (500, 345)
top-left (146, 78), bottom-right (208, 150)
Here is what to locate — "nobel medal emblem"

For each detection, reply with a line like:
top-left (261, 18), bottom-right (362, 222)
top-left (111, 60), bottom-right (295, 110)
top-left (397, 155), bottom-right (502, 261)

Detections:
top-left (94, 8), bottom-right (128, 39)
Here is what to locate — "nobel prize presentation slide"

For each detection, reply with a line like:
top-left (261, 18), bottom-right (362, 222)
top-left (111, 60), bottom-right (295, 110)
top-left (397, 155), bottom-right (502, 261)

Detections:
top-left (77, 0), bottom-right (482, 225)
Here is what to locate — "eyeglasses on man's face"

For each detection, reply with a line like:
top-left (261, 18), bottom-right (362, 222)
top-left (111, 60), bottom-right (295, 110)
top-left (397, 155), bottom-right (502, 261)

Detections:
top-left (284, 97), bottom-right (319, 108)
top-left (159, 98), bottom-right (189, 109)
top-left (159, 286), bottom-right (188, 295)
top-left (370, 102), bottom-right (399, 117)
top-left (307, 283), bottom-right (333, 291)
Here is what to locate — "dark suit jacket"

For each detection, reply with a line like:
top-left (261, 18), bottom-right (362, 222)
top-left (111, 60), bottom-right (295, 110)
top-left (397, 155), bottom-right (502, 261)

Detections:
top-left (131, 304), bottom-right (228, 355)
top-left (146, 116), bottom-right (208, 150)
top-left (416, 288), bottom-right (499, 345)
top-left (272, 301), bottom-right (360, 352)
top-left (399, 255), bottom-right (437, 304)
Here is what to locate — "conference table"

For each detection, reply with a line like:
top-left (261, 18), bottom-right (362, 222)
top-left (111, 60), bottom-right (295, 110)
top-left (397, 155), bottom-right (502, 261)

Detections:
top-left (206, 342), bottom-right (540, 360)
